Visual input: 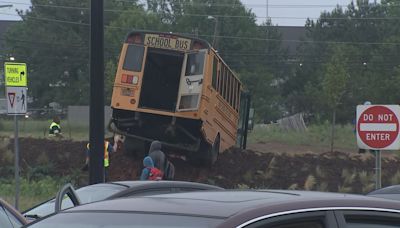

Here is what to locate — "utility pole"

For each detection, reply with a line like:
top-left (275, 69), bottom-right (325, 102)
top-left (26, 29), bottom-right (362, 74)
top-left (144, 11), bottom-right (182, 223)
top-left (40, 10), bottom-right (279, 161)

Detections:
top-left (89, 0), bottom-right (105, 184)
top-left (265, 0), bottom-right (269, 52)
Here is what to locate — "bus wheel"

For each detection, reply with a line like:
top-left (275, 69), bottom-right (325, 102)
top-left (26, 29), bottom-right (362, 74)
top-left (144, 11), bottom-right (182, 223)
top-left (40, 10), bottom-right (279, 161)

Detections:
top-left (123, 137), bottom-right (146, 158)
top-left (207, 134), bottom-right (220, 166)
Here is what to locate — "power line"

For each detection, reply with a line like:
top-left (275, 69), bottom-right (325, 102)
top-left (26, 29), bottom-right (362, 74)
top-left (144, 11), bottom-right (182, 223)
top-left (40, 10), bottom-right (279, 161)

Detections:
top-left (0, 12), bottom-right (90, 26)
top-left (122, 0), bottom-right (400, 9)
top-left (1, 1), bottom-right (399, 21)
top-left (0, 0), bottom-right (89, 10)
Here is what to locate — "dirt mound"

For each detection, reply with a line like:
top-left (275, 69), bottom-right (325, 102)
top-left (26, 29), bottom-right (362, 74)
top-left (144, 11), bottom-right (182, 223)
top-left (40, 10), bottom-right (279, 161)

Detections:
top-left (1, 137), bottom-right (400, 194)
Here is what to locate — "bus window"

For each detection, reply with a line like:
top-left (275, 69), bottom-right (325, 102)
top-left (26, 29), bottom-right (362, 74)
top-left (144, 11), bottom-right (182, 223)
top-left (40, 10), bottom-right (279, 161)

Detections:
top-left (232, 79), bottom-right (237, 110)
top-left (185, 52), bottom-right (205, 76)
top-left (227, 72), bottom-right (232, 105)
top-left (123, 44), bottom-right (145, 72)
top-left (229, 74), bottom-right (234, 107)
top-left (219, 67), bottom-right (224, 94)
top-left (179, 94), bottom-right (200, 109)
top-left (223, 69), bottom-right (229, 100)
top-left (212, 57), bottom-right (218, 89)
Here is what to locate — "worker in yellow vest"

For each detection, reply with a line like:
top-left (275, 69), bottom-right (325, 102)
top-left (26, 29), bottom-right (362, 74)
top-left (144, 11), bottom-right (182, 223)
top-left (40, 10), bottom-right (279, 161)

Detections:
top-left (48, 116), bottom-right (62, 137)
top-left (83, 140), bottom-right (115, 181)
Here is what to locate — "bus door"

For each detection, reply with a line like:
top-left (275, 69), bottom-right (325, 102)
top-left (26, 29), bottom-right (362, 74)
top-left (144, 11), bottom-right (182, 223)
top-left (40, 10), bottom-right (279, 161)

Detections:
top-left (176, 50), bottom-right (207, 111)
top-left (237, 92), bottom-right (251, 149)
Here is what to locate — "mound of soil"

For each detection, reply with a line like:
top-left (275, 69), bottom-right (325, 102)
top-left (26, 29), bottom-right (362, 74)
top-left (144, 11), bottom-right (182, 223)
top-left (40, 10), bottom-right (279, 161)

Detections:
top-left (1, 137), bottom-right (400, 194)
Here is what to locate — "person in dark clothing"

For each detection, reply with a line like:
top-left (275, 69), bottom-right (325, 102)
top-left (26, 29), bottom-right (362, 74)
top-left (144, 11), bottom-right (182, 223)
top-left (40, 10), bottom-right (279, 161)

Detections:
top-left (148, 141), bottom-right (167, 173)
top-left (164, 160), bottom-right (175, 180)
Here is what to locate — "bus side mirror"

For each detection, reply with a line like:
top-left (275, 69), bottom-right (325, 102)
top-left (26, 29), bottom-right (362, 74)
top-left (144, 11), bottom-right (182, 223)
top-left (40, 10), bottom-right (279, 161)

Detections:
top-left (248, 108), bottom-right (254, 131)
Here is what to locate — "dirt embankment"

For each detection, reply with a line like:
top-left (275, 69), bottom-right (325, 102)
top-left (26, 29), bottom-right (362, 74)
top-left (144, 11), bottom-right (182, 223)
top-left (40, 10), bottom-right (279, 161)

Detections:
top-left (1, 137), bottom-right (400, 194)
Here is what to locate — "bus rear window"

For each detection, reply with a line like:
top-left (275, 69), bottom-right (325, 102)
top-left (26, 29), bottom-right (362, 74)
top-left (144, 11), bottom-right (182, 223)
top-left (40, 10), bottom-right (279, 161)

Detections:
top-left (185, 52), bottom-right (205, 76)
top-left (123, 44), bottom-right (145, 72)
top-left (179, 94), bottom-right (199, 110)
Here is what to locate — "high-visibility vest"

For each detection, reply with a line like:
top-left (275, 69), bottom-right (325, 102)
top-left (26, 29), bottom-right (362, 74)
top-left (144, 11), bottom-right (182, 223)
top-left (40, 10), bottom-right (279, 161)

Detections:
top-left (49, 122), bottom-right (61, 135)
top-left (87, 141), bottom-right (110, 167)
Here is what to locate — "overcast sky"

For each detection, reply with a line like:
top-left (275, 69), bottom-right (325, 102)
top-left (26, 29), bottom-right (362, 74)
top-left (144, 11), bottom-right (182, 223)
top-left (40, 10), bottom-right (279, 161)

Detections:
top-left (0, 0), bottom-right (380, 26)
top-left (241, 0), bottom-right (381, 26)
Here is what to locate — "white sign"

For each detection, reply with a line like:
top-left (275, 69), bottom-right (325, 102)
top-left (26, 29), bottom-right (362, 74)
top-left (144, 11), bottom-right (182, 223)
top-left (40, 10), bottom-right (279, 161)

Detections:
top-left (6, 87), bottom-right (27, 115)
top-left (356, 105), bottom-right (400, 150)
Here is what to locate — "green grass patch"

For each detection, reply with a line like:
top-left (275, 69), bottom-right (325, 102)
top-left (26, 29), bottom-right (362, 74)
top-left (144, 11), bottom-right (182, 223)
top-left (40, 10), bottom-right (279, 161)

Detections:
top-left (248, 123), bottom-right (357, 149)
top-left (0, 118), bottom-right (113, 141)
top-left (0, 177), bottom-right (65, 211)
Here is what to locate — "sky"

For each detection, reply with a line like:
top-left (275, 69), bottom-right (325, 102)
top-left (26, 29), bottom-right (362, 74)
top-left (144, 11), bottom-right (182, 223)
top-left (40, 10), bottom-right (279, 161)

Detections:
top-left (0, 0), bottom-right (381, 26)
top-left (241, 0), bottom-right (381, 26)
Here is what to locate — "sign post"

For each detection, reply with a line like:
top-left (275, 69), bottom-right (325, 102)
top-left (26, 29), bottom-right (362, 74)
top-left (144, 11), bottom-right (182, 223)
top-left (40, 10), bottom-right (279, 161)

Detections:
top-left (4, 62), bottom-right (27, 210)
top-left (356, 105), bottom-right (400, 190)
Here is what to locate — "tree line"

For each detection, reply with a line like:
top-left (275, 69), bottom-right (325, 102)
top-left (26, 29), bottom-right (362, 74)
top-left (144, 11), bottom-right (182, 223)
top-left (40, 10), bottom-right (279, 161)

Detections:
top-left (4, 0), bottom-right (400, 124)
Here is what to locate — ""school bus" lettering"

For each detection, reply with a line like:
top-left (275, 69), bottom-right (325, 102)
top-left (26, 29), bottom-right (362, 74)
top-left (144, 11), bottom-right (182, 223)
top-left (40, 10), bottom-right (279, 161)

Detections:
top-left (144, 34), bottom-right (191, 51)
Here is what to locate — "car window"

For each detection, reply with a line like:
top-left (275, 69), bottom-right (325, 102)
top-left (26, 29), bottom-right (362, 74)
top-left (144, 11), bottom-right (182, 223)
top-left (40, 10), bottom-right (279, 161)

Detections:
top-left (346, 222), bottom-right (399, 228)
top-left (270, 221), bottom-right (324, 228)
top-left (251, 219), bottom-right (325, 228)
top-left (244, 211), bottom-right (331, 228)
top-left (27, 212), bottom-right (224, 228)
top-left (0, 205), bottom-right (15, 228)
top-left (25, 184), bottom-right (127, 218)
top-left (337, 210), bottom-right (400, 228)
top-left (345, 216), bottom-right (400, 228)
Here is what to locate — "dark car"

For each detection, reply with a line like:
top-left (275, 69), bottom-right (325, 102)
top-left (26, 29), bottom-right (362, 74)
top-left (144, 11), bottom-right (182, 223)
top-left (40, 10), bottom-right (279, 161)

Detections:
top-left (23, 180), bottom-right (223, 221)
top-left (0, 198), bottom-right (27, 228)
top-left (367, 184), bottom-right (400, 201)
top-left (24, 190), bottom-right (400, 228)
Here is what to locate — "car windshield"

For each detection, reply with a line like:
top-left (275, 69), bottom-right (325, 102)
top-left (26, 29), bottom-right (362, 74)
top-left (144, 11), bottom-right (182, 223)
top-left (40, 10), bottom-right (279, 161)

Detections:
top-left (26, 212), bottom-right (223, 228)
top-left (24, 184), bottom-right (127, 218)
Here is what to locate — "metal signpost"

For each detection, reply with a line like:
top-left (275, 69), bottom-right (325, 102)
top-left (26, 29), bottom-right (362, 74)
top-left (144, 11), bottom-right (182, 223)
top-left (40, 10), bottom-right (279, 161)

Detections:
top-left (356, 105), bottom-right (400, 190)
top-left (4, 62), bottom-right (27, 210)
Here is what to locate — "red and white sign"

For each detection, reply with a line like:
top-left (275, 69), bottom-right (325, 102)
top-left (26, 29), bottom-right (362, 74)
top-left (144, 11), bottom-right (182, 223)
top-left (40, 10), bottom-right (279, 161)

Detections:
top-left (6, 87), bottom-right (27, 115)
top-left (357, 105), bottom-right (400, 150)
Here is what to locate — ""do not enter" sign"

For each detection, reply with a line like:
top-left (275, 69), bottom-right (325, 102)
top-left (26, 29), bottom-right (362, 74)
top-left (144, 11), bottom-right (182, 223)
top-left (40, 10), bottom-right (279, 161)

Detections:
top-left (356, 105), bottom-right (400, 150)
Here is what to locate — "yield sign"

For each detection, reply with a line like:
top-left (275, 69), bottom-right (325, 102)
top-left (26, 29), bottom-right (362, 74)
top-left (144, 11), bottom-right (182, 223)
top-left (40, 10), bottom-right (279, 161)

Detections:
top-left (6, 87), bottom-right (27, 115)
top-left (8, 92), bottom-right (15, 108)
top-left (356, 105), bottom-right (400, 150)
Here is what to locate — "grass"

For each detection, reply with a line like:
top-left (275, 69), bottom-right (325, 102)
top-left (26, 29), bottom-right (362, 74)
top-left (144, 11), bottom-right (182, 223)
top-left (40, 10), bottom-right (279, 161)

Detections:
top-left (0, 177), bottom-right (66, 211)
top-left (0, 118), bottom-right (113, 141)
top-left (247, 122), bottom-right (357, 150)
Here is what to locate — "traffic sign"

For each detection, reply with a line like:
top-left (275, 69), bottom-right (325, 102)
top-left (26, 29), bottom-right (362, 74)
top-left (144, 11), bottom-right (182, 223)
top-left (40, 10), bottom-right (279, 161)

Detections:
top-left (6, 87), bottom-right (27, 115)
top-left (356, 105), bottom-right (400, 150)
top-left (4, 62), bottom-right (27, 87)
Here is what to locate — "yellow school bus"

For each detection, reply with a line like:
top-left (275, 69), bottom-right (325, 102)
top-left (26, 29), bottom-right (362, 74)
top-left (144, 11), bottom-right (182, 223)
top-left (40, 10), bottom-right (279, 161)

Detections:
top-left (110, 31), bottom-right (251, 165)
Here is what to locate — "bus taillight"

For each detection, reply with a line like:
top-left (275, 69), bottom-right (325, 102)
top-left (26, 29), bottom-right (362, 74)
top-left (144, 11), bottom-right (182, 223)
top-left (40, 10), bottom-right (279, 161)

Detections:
top-left (126, 34), bottom-right (142, 44)
top-left (121, 74), bottom-right (139, 85)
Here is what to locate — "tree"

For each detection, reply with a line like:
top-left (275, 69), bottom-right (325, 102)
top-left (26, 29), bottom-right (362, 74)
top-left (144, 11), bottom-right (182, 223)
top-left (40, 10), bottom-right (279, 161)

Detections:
top-left (5, 0), bottom-right (141, 108)
top-left (321, 46), bottom-right (349, 152)
top-left (5, 0), bottom-right (91, 108)
top-left (283, 1), bottom-right (400, 124)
